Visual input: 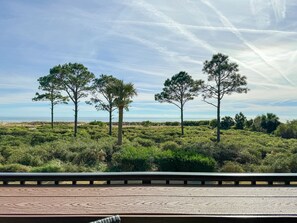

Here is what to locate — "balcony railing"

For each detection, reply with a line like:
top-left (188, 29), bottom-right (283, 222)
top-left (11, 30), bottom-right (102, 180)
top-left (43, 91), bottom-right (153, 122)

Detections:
top-left (1, 172), bottom-right (297, 186)
top-left (1, 172), bottom-right (297, 223)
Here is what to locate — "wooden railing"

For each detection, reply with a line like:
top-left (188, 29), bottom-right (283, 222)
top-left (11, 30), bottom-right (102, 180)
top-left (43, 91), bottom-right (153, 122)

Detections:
top-left (1, 172), bottom-right (297, 186)
top-left (1, 172), bottom-right (297, 223)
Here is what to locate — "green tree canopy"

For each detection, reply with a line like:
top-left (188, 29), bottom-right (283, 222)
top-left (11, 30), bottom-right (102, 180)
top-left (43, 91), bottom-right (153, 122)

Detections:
top-left (87, 74), bottom-right (119, 136)
top-left (202, 53), bottom-right (249, 142)
top-left (155, 71), bottom-right (204, 135)
top-left (33, 72), bottom-right (68, 128)
top-left (57, 63), bottom-right (95, 137)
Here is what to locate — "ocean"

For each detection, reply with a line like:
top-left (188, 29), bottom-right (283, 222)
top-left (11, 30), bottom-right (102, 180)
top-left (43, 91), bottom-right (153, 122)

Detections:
top-left (0, 117), bottom-right (205, 123)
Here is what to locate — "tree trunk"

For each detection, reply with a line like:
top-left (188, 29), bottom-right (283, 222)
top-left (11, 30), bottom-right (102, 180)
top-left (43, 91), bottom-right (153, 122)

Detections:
top-left (181, 106), bottom-right (184, 135)
top-left (74, 102), bottom-right (78, 137)
top-left (51, 101), bottom-right (54, 129)
top-left (109, 110), bottom-right (112, 136)
top-left (117, 106), bottom-right (124, 145)
top-left (216, 72), bottom-right (221, 143)
top-left (217, 98), bottom-right (221, 142)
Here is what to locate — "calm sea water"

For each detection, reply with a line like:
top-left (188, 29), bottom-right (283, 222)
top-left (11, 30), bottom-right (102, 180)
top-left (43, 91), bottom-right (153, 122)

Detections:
top-left (0, 117), bottom-right (204, 123)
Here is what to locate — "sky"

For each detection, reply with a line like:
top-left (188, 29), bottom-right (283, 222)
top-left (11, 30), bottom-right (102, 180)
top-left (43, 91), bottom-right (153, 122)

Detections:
top-left (0, 0), bottom-right (297, 122)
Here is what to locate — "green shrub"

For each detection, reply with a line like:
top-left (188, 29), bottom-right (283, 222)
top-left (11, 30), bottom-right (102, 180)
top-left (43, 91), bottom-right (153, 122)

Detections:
top-left (133, 137), bottom-right (155, 147)
top-left (209, 119), bottom-right (217, 128)
top-left (234, 112), bottom-right (246, 130)
top-left (62, 163), bottom-right (90, 172)
top-left (161, 141), bottom-right (180, 151)
top-left (213, 143), bottom-right (241, 165)
top-left (237, 150), bottom-right (261, 165)
top-left (263, 153), bottom-right (291, 173)
top-left (221, 116), bottom-right (235, 130)
top-left (111, 146), bottom-right (159, 171)
top-left (141, 120), bottom-right (153, 127)
top-left (245, 119), bottom-right (253, 129)
top-left (183, 120), bottom-right (209, 126)
top-left (10, 127), bottom-right (30, 136)
top-left (72, 149), bottom-right (101, 167)
top-left (0, 164), bottom-right (30, 172)
top-left (0, 154), bottom-right (5, 164)
top-left (275, 120), bottom-right (297, 139)
top-left (164, 122), bottom-right (180, 126)
top-left (89, 120), bottom-right (105, 126)
top-left (8, 150), bottom-right (43, 167)
top-left (30, 133), bottom-right (58, 146)
top-left (31, 160), bottom-right (64, 172)
top-left (252, 113), bottom-right (281, 133)
top-left (220, 161), bottom-right (244, 172)
top-left (157, 150), bottom-right (216, 172)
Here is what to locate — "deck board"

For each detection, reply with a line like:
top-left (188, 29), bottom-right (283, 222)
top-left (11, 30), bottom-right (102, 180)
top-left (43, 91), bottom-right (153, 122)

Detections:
top-left (1, 186), bottom-right (297, 217)
top-left (2, 186), bottom-right (297, 196)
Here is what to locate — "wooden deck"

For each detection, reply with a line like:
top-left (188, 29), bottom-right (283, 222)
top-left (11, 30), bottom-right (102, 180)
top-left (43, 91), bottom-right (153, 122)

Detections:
top-left (1, 185), bottom-right (297, 223)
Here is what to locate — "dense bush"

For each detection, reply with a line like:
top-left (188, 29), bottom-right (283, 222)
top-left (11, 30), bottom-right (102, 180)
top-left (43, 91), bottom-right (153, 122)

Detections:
top-left (275, 120), bottom-right (297, 139)
top-left (245, 119), bottom-right (253, 129)
top-left (0, 164), bottom-right (30, 172)
top-left (133, 137), bottom-right (155, 147)
top-left (141, 120), bottom-right (154, 127)
top-left (220, 161), bottom-right (244, 172)
top-left (31, 160), bottom-right (64, 172)
top-left (111, 146), bottom-right (158, 171)
top-left (30, 133), bottom-right (58, 146)
top-left (209, 119), bottom-right (217, 128)
top-left (221, 116), bottom-right (235, 130)
top-left (164, 121), bottom-right (180, 126)
top-left (262, 153), bottom-right (292, 173)
top-left (157, 150), bottom-right (216, 172)
top-left (112, 146), bottom-right (216, 172)
top-left (252, 113), bottom-right (281, 133)
top-left (161, 141), bottom-right (180, 151)
top-left (183, 120), bottom-right (210, 126)
top-left (89, 120), bottom-right (105, 126)
top-left (234, 112), bottom-right (246, 130)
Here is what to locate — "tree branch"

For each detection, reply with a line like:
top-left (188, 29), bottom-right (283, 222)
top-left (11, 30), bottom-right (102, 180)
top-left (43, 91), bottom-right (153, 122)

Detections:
top-left (203, 99), bottom-right (217, 108)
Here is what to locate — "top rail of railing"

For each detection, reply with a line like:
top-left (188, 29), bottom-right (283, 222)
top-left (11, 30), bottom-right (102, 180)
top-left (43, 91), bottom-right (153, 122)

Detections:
top-left (1, 172), bottom-right (297, 186)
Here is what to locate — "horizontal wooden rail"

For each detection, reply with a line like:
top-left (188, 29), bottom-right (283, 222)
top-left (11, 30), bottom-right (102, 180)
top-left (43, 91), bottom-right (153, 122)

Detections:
top-left (1, 172), bottom-right (297, 186)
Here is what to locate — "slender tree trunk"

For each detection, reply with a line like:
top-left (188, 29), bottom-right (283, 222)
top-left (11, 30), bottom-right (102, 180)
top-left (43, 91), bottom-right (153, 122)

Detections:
top-left (108, 109), bottom-right (112, 136)
top-left (74, 101), bottom-right (78, 137)
top-left (217, 74), bottom-right (221, 143)
top-left (117, 106), bottom-right (123, 145)
top-left (181, 106), bottom-right (184, 136)
top-left (51, 101), bottom-right (54, 129)
top-left (217, 99), bottom-right (220, 142)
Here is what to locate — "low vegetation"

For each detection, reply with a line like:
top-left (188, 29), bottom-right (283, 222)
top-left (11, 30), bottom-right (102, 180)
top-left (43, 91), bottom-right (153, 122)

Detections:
top-left (0, 120), bottom-right (297, 173)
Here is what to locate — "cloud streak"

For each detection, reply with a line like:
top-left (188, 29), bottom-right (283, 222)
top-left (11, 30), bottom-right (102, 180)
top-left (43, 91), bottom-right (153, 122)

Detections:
top-left (202, 0), bottom-right (295, 86)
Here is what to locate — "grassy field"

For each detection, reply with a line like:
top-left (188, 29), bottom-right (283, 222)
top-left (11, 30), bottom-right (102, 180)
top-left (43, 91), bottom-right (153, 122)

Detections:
top-left (0, 122), bottom-right (297, 173)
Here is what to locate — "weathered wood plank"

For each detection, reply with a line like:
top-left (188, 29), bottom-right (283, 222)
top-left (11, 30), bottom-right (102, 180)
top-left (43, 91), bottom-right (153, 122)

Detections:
top-left (1, 186), bottom-right (297, 197)
top-left (2, 185), bottom-right (297, 223)
top-left (1, 191), bottom-right (297, 215)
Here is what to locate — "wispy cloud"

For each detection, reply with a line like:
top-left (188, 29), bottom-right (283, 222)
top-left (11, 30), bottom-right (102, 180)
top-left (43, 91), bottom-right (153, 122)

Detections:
top-left (114, 20), bottom-right (297, 35)
top-left (271, 0), bottom-right (287, 21)
top-left (202, 0), bottom-right (295, 86)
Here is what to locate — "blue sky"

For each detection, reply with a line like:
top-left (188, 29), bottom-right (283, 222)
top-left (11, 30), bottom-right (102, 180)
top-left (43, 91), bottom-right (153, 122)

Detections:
top-left (0, 0), bottom-right (297, 122)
